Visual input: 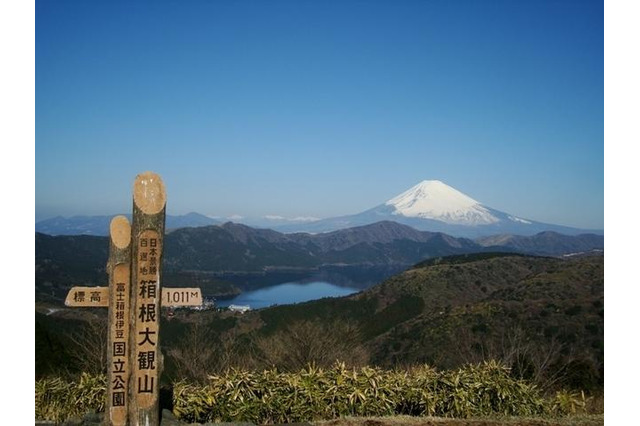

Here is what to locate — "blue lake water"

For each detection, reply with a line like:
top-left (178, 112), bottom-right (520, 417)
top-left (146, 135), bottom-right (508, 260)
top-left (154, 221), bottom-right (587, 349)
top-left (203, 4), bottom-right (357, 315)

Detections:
top-left (215, 280), bottom-right (360, 309)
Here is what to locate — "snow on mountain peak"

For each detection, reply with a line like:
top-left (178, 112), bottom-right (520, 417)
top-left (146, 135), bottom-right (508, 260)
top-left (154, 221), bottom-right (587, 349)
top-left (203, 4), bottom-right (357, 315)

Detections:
top-left (385, 180), bottom-right (499, 225)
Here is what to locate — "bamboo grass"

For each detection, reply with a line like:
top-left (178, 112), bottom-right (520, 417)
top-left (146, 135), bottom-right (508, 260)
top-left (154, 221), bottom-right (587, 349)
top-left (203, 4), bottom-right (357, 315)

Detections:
top-left (36, 361), bottom-right (588, 423)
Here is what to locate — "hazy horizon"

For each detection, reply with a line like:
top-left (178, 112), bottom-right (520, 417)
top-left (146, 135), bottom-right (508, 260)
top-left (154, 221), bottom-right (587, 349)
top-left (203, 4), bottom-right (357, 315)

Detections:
top-left (35, 178), bottom-right (604, 232)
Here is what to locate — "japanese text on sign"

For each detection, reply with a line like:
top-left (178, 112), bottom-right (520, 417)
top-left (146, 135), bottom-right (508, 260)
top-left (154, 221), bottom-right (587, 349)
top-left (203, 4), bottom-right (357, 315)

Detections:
top-left (133, 230), bottom-right (161, 406)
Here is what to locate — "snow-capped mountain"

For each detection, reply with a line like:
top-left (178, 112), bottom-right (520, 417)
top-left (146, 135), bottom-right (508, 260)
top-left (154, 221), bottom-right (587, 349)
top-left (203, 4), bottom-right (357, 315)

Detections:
top-left (385, 180), bottom-right (500, 225)
top-left (272, 180), bottom-right (603, 238)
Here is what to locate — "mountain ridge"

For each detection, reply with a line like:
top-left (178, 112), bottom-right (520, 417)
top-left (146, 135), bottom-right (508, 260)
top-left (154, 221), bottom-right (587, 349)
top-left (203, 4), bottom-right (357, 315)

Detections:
top-left (35, 220), bottom-right (603, 306)
top-left (35, 181), bottom-right (602, 238)
top-left (272, 181), bottom-right (603, 237)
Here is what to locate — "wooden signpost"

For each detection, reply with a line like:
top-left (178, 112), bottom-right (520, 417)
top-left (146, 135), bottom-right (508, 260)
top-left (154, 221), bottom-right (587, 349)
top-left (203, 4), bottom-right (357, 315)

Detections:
top-left (129, 171), bottom-right (166, 426)
top-left (106, 215), bottom-right (132, 426)
top-left (63, 171), bottom-right (201, 426)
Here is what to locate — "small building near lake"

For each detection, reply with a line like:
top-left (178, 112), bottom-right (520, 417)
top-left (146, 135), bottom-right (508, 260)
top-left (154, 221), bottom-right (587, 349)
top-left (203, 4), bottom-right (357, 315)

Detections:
top-left (228, 304), bottom-right (251, 313)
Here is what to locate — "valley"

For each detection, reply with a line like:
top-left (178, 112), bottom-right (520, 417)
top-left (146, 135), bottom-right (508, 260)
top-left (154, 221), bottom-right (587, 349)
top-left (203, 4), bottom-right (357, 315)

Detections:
top-left (35, 220), bottom-right (603, 307)
top-left (36, 250), bottom-right (604, 396)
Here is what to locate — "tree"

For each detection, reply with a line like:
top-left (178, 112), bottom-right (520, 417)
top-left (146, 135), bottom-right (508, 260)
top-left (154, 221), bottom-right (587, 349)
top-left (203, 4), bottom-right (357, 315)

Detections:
top-left (457, 325), bottom-right (567, 391)
top-left (65, 316), bottom-right (108, 375)
top-left (166, 321), bottom-right (245, 382)
top-left (253, 320), bottom-right (368, 371)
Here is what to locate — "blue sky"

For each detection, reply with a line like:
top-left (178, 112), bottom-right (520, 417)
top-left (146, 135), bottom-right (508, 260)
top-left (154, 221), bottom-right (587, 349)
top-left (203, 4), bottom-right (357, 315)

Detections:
top-left (35, 0), bottom-right (603, 229)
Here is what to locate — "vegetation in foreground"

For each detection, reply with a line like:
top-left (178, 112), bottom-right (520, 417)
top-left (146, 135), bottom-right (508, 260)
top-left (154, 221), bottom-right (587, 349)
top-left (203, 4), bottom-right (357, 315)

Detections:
top-left (317, 413), bottom-right (604, 426)
top-left (36, 362), bottom-right (598, 424)
top-left (35, 253), bottom-right (603, 424)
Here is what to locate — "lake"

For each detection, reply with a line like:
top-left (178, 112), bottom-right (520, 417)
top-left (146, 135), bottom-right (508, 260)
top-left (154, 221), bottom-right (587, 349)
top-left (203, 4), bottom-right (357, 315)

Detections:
top-left (215, 280), bottom-right (360, 309)
top-left (214, 265), bottom-right (406, 309)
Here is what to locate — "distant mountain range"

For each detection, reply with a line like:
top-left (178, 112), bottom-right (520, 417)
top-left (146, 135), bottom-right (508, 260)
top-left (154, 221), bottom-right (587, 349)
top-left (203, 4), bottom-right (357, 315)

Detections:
top-left (161, 221), bottom-right (481, 272)
top-left (176, 221), bottom-right (602, 268)
top-left (35, 212), bottom-right (220, 236)
top-left (36, 220), bottom-right (603, 305)
top-left (35, 180), bottom-right (602, 238)
top-left (271, 180), bottom-right (603, 237)
top-left (34, 212), bottom-right (320, 236)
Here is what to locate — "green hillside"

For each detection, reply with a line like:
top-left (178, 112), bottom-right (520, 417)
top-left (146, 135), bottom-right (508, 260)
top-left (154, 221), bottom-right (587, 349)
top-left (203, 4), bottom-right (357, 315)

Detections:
top-left (36, 252), bottom-right (603, 395)
top-left (251, 253), bottom-right (603, 392)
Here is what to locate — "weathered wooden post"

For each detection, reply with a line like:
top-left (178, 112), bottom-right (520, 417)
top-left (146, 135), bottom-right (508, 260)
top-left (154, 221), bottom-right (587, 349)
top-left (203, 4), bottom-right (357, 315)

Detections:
top-left (129, 171), bottom-right (166, 426)
top-left (64, 171), bottom-right (203, 425)
top-left (106, 215), bottom-right (132, 426)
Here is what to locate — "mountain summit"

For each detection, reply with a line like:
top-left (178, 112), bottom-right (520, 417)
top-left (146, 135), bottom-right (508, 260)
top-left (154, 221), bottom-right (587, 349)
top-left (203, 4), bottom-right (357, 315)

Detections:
top-left (385, 180), bottom-right (499, 225)
top-left (273, 180), bottom-right (602, 238)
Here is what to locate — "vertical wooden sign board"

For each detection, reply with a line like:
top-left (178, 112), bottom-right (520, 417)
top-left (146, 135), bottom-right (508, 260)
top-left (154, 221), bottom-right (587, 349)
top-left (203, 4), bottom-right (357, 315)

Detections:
top-left (129, 172), bottom-right (166, 426)
top-left (106, 216), bottom-right (132, 426)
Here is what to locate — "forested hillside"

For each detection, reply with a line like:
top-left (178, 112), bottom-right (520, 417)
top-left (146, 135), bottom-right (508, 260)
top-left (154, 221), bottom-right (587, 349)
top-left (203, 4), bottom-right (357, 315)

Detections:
top-left (37, 252), bottom-right (603, 396)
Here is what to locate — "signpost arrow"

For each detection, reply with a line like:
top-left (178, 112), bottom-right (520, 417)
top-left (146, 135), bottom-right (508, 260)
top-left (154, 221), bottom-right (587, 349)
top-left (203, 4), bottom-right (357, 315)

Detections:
top-left (66, 287), bottom-right (204, 308)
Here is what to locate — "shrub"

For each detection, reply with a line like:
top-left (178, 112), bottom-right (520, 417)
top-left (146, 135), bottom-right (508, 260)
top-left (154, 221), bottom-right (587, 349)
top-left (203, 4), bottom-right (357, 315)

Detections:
top-left (552, 390), bottom-right (587, 415)
top-left (172, 361), bottom-right (548, 423)
top-left (35, 373), bottom-right (106, 423)
top-left (35, 361), bottom-right (553, 423)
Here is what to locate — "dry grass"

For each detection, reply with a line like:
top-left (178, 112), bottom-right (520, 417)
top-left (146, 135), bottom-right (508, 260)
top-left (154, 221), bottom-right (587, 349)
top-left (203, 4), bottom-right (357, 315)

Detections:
top-left (315, 414), bottom-right (604, 426)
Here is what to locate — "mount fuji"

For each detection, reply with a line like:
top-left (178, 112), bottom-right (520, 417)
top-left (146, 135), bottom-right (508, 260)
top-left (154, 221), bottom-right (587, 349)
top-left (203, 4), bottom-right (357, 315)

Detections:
top-left (273, 180), bottom-right (602, 238)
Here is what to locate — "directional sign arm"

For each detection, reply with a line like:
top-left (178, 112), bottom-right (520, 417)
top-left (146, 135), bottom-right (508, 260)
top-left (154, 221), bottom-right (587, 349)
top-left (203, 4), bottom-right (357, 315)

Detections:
top-left (65, 287), bottom-right (203, 308)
